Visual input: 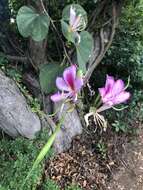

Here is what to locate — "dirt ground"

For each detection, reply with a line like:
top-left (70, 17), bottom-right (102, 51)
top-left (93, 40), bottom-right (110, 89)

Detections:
top-left (45, 121), bottom-right (143, 190)
top-left (107, 124), bottom-right (143, 190)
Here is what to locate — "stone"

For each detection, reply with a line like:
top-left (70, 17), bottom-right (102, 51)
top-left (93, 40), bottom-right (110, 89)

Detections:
top-left (53, 102), bottom-right (82, 153)
top-left (0, 71), bottom-right (41, 138)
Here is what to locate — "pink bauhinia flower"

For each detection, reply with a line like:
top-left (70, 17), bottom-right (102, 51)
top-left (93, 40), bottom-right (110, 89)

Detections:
top-left (98, 75), bottom-right (130, 112)
top-left (69, 6), bottom-right (85, 32)
top-left (51, 65), bottom-right (83, 102)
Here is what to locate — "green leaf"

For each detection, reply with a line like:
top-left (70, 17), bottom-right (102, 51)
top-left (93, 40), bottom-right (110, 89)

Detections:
top-left (16, 6), bottom-right (50, 41)
top-left (39, 63), bottom-right (65, 94)
top-left (61, 20), bottom-right (77, 43)
top-left (76, 31), bottom-right (93, 73)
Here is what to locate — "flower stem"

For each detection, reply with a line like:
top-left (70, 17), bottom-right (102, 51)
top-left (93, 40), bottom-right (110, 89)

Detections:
top-left (21, 117), bottom-right (64, 189)
top-left (94, 94), bottom-right (102, 110)
top-left (94, 94), bottom-right (100, 105)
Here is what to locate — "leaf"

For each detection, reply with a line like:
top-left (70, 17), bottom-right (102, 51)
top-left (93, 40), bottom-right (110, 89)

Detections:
top-left (34, 119), bottom-right (62, 166)
top-left (61, 20), bottom-right (77, 43)
top-left (76, 31), bottom-right (93, 73)
top-left (16, 6), bottom-right (50, 41)
top-left (39, 63), bottom-right (65, 94)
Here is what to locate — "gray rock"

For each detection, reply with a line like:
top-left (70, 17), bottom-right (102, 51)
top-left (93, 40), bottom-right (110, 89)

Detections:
top-left (0, 71), bottom-right (41, 138)
top-left (53, 102), bottom-right (82, 153)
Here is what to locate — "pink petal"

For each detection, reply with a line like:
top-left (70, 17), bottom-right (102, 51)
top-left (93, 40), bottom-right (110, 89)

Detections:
top-left (74, 76), bottom-right (83, 91)
top-left (56, 77), bottom-right (69, 92)
top-left (97, 104), bottom-right (112, 113)
top-left (99, 88), bottom-right (106, 98)
top-left (70, 6), bottom-right (76, 27)
top-left (72, 15), bottom-right (81, 31)
top-left (112, 79), bottom-right (125, 96)
top-left (50, 92), bottom-right (66, 102)
top-left (112, 92), bottom-right (130, 105)
top-left (63, 65), bottom-right (76, 90)
top-left (105, 75), bottom-right (115, 93)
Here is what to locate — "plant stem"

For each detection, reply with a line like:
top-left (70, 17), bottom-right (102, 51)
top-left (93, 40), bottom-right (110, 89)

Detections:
top-left (21, 117), bottom-right (64, 189)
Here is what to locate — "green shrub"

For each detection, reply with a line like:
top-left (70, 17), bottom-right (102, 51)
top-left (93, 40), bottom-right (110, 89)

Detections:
top-left (0, 129), bottom-right (52, 190)
top-left (66, 185), bottom-right (82, 190)
top-left (103, 0), bottom-right (143, 84)
top-left (41, 179), bottom-right (60, 190)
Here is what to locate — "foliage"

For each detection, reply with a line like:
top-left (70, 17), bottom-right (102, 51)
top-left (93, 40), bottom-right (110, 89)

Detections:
top-left (112, 120), bottom-right (128, 133)
top-left (23, 119), bottom-right (64, 189)
top-left (41, 179), bottom-right (60, 190)
top-left (76, 31), bottom-right (93, 73)
top-left (41, 179), bottom-right (82, 190)
top-left (66, 185), bottom-right (82, 190)
top-left (96, 141), bottom-right (107, 159)
top-left (39, 63), bottom-right (65, 94)
top-left (0, 128), bottom-right (52, 190)
top-left (0, 129), bottom-right (81, 190)
top-left (16, 6), bottom-right (50, 41)
top-left (15, 2), bottom-right (93, 86)
top-left (0, 0), bottom-right (10, 21)
top-left (102, 0), bottom-right (143, 84)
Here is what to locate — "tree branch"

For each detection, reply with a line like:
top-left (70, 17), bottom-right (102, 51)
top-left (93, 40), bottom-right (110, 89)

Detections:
top-left (84, 2), bottom-right (119, 83)
top-left (5, 55), bottom-right (28, 62)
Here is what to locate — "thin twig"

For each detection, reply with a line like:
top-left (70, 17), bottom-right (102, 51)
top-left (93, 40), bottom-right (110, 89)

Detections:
top-left (40, 0), bottom-right (73, 65)
top-left (88, 0), bottom-right (108, 32)
top-left (5, 55), bottom-right (28, 62)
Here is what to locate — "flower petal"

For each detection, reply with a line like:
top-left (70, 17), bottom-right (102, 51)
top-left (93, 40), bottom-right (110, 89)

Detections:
top-left (63, 65), bottom-right (76, 89)
top-left (112, 91), bottom-right (130, 105)
top-left (51, 92), bottom-right (66, 102)
top-left (56, 77), bottom-right (69, 92)
top-left (112, 79), bottom-right (125, 96)
top-left (74, 76), bottom-right (83, 91)
top-left (72, 15), bottom-right (81, 31)
top-left (105, 75), bottom-right (115, 93)
top-left (99, 87), bottom-right (106, 98)
top-left (70, 6), bottom-right (76, 27)
top-left (97, 104), bottom-right (112, 113)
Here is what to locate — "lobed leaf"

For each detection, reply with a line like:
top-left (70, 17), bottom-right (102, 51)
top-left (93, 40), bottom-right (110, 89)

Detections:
top-left (39, 63), bottom-right (65, 94)
top-left (16, 6), bottom-right (50, 41)
top-left (76, 31), bottom-right (93, 73)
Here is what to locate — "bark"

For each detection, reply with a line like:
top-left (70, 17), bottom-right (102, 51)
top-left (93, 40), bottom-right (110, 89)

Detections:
top-left (29, 39), bottom-right (47, 68)
top-left (0, 71), bottom-right (41, 138)
top-left (28, 0), bottom-right (47, 68)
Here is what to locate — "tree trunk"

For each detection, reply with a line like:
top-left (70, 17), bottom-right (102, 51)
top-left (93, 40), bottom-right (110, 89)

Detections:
top-left (29, 39), bottom-right (47, 67)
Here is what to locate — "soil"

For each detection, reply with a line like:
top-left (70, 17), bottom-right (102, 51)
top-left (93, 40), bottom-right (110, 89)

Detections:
top-left (107, 124), bottom-right (143, 190)
top-left (44, 117), bottom-right (143, 190)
